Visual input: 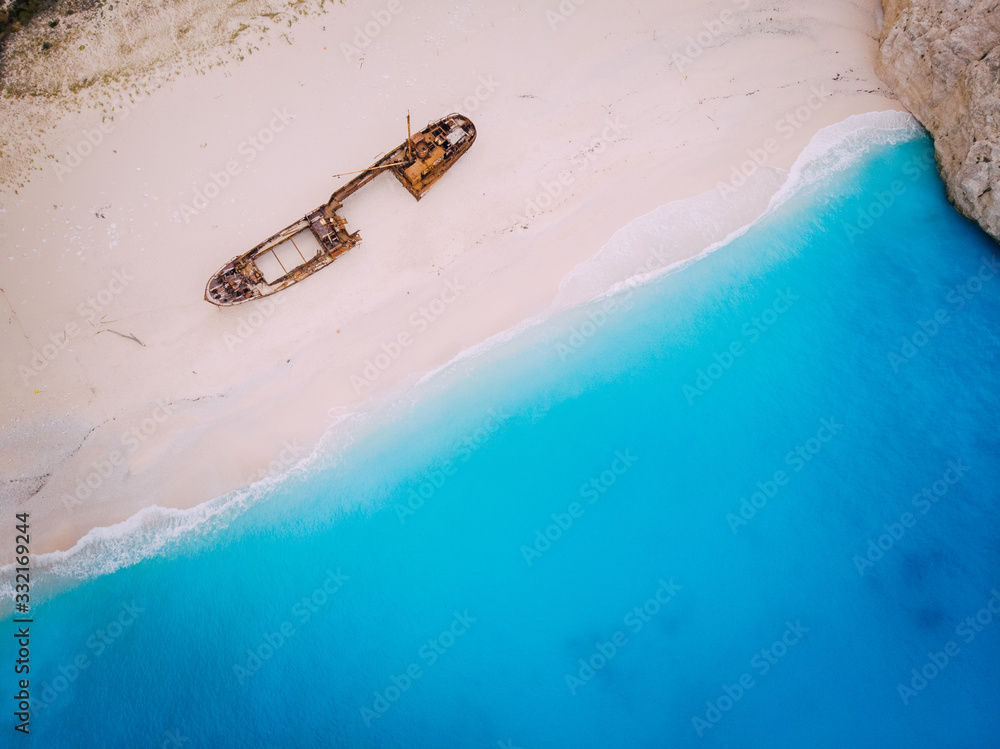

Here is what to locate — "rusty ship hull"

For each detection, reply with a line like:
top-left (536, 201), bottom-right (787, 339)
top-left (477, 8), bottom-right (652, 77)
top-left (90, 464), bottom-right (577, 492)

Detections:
top-left (205, 113), bottom-right (476, 307)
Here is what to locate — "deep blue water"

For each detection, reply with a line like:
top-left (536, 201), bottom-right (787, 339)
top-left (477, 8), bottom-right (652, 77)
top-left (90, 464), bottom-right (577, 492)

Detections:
top-left (5, 128), bottom-right (1000, 748)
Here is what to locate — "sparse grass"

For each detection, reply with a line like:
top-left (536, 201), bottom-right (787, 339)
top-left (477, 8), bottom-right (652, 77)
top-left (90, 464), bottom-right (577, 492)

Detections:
top-left (229, 22), bottom-right (249, 43)
top-left (67, 76), bottom-right (96, 93)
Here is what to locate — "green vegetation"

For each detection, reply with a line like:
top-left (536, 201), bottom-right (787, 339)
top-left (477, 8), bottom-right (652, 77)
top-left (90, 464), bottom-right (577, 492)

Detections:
top-left (1, 0), bottom-right (56, 41)
top-left (67, 75), bottom-right (95, 92)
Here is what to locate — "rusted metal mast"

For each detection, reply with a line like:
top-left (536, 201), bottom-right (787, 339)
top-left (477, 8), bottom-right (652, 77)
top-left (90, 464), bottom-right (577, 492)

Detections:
top-left (406, 111), bottom-right (413, 161)
top-left (331, 160), bottom-right (407, 179)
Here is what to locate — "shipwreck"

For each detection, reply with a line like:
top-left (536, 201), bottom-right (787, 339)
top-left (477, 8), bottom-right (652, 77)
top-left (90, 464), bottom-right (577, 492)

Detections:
top-left (205, 113), bottom-right (477, 306)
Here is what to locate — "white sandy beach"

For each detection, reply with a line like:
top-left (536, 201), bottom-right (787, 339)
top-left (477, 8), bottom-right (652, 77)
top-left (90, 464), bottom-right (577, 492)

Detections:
top-left (0, 0), bottom-right (906, 560)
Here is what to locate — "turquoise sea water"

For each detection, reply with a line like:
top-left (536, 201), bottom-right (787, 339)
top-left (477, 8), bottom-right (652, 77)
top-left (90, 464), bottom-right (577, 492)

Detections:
top-left (4, 120), bottom-right (1000, 748)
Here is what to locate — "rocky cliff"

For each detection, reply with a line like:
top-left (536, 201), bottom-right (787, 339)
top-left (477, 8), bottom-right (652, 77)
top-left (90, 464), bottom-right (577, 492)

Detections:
top-left (876, 0), bottom-right (1000, 243)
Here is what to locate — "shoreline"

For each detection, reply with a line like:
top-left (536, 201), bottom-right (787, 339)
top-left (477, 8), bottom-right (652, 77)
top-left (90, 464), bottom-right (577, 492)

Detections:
top-left (0, 0), bottom-right (905, 564)
top-left (0, 108), bottom-right (926, 597)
